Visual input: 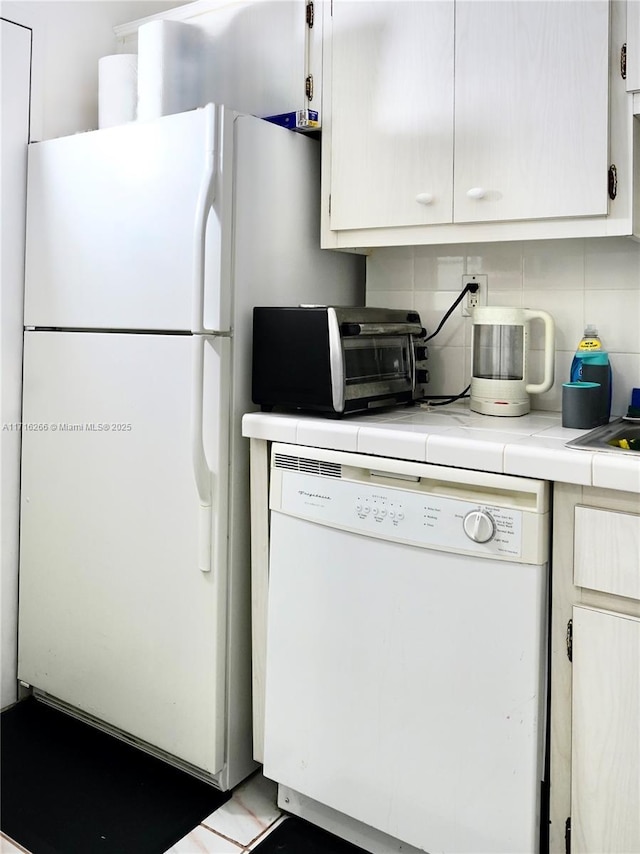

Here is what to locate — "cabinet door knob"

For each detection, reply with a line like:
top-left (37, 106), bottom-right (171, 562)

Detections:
top-left (466, 187), bottom-right (487, 200)
top-left (415, 193), bottom-right (434, 205)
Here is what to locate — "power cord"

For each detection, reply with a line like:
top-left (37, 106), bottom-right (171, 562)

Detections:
top-left (423, 281), bottom-right (479, 342)
top-left (416, 384), bottom-right (471, 407)
top-left (415, 281), bottom-right (478, 406)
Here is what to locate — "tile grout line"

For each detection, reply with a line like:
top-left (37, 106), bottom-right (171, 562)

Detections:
top-left (242, 814), bottom-right (289, 852)
top-left (195, 822), bottom-right (248, 849)
top-left (189, 798), bottom-right (285, 852)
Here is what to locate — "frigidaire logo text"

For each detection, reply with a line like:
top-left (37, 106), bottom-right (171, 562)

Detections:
top-left (299, 490), bottom-right (332, 501)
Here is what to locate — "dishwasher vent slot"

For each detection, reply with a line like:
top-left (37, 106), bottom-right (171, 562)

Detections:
top-left (273, 453), bottom-right (342, 478)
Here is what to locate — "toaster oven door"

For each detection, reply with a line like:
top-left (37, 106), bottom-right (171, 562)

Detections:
top-left (342, 334), bottom-right (414, 406)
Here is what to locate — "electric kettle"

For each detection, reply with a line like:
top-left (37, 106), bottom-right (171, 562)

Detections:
top-left (470, 306), bottom-right (555, 416)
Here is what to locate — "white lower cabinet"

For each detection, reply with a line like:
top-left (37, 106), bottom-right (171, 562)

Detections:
top-left (550, 484), bottom-right (640, 854)
top-left (571, 606), bottom-right (640, 853)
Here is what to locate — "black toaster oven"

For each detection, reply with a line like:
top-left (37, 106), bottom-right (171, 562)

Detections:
top-left (251, 306), bottom-right (429, 415)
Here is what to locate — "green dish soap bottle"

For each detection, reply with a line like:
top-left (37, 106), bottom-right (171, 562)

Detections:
top-left (570, 325), bottom-right (612, 423)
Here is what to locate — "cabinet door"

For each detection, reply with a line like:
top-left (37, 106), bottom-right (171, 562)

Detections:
top-left (574, 506), bottom-right (640, 600)
top-left (572, 606), bottom-right (640, 853)
top-left (454, 0), bottom-right (610, 224)
top-left (627, 0), bottom-right (640, 94)
top-left (328, 0), bottom-right (454, 230)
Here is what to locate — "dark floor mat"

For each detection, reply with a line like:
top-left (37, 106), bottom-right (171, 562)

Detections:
top-left (0, 697), bottom-right (230, 854)
top-left (253, 816), bottom-right (369, 854)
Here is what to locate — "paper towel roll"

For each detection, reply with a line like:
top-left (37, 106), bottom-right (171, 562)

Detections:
top-left (98, 54), bottom-right (138, 129)
top-left (137, 20), bottom-right (204, 122)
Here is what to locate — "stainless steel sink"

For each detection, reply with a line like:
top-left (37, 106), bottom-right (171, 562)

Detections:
top-left (566, 418), bottom-right (640, 454)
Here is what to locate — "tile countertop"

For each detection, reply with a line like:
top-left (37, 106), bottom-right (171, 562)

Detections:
top-left (242, 404), bottom-right (640, 495)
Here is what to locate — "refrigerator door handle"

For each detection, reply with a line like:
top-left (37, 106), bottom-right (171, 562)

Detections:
top-left (192, 103), bottom-right (217, 335)
top-left (192, 334), bottom-right (212, 572)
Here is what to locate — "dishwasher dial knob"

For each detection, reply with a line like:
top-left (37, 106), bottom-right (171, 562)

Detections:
top-left (463, 509), bottom-right (496, 543)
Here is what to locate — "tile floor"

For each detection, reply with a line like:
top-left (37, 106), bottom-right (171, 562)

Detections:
top-left (0, 771), bottom-right (285, 854)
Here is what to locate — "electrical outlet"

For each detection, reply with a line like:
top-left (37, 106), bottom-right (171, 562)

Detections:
top-left (461, 274), bottom-right (488, 316)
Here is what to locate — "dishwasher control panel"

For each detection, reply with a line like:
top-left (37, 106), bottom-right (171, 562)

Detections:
top-left (274, 470), bottom-right (524, 559)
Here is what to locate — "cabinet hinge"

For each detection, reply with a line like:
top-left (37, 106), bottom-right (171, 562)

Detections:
top-left (608, 164), bottom-right (618, 200)
top-left (305, 74), bottom-right (314, 101)
top-left (306, 1), bottom-right (314, 28)
top-left (565, 817), bottom-right (572, 854)
top-left (566, 619), bottom-right (573, 662)
top-left (621, 43), bottom-right (627, 80)
top-left (328, 194), bottom-right (331, 215)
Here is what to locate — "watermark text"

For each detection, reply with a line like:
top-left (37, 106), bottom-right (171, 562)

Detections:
top-left (2, 422), bottom-right (133, 433)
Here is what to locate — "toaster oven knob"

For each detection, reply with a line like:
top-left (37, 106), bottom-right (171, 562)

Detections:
top-left (462, 509), bottom-right (496, 544)
top-left (416, 369), bottom-right (430, 384)
top-left (415, 346), bottom-right (429, 361)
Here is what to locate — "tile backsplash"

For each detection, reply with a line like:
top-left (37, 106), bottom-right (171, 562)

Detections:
top-left (366, 237), bottom-right (640, 417)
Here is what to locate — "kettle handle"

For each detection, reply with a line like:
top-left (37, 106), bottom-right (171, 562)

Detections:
top-left (524, 309), bottom-right (555, 394)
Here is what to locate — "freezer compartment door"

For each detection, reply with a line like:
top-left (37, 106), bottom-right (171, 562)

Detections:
top-left (18, 330), bottom-right (230, 774)
top-left (24, 106), bottom-right (226, 332)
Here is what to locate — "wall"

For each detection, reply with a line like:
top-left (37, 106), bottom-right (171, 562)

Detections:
top-left (1, 0), bottom-right (188, 140)
top-left (366, 237), bottom-right (640, 418)
top-left (1, 18), bottom-right (31, 710)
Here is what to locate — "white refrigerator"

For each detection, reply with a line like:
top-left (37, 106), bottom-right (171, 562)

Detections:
top-left (17, 104), bottom-right (363, 790)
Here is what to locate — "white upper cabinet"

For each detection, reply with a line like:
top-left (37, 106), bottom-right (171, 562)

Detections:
top-left (329, 1), bottom-right (454, 230)
top-left (627, 0), bottom-right (640, 93)
top-left (453, 1), bottom-right (609, 224)
top-left (116, 0), bottom-right (317, 128)
top-left (322, 0), bottom-right (638, 248)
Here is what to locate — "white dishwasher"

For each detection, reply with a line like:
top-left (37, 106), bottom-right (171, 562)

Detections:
top-left (263, 443), bottom-right (550, 854)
